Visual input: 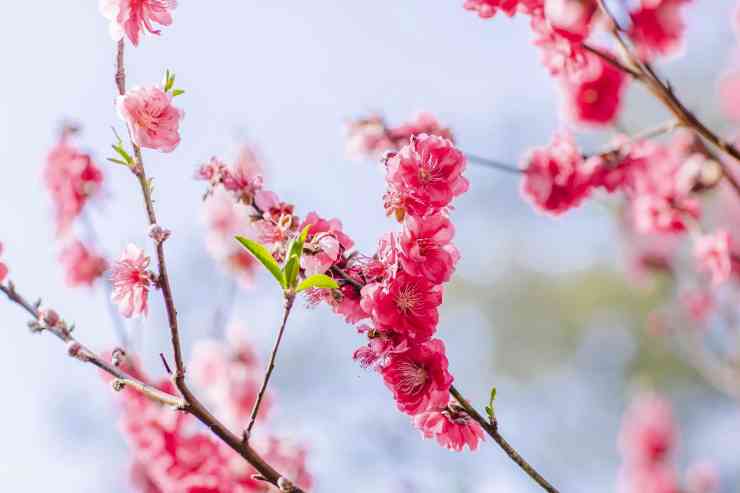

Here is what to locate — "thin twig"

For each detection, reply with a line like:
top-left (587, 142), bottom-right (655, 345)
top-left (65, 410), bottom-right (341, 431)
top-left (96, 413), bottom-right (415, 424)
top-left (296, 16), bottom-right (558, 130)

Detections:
top-left (449, 385), bottom-right (560, 493)
top-left (0, 282), bottom-right (183, 408)
top-left (245, 294), bottom-right (296, 440)
top-left (465, 154), bottom-right (525, 175)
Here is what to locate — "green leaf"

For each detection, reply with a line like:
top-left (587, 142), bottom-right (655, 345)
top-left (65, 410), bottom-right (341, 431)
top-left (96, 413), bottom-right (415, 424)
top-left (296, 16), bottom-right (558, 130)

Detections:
top-left (164, 69), bottom-right (175, 92)
top-left (288, 225), bottom-right (311, 261)
top-left (112, 144), bottom-right (133, 165)
top-left (284, 254), bottom-right (300, 289)
top-left (172, 89), bottom-right (185, 97)
top-left (235, 236), bottom-right (285, 288)
top-left (107, 157), bottom-right (130, 167)
top-left (485, 387), bottom-right (497, 422)
top-left (296, 274), bottom-right (338, 293)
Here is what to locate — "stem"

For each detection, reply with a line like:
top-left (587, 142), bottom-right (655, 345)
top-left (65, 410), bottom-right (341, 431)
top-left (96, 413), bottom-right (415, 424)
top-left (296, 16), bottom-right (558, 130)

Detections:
top-left (114, 40), bottom-right (306, 492)
top-left (449, 385), bottom-right (560, 493)
top-left (245, 294), bottom-right (296, 440)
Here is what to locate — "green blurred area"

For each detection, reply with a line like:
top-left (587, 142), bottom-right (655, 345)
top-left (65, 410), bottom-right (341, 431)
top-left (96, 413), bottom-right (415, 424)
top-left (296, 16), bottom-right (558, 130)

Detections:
top-left (451, 265), bottom-right (702, 386)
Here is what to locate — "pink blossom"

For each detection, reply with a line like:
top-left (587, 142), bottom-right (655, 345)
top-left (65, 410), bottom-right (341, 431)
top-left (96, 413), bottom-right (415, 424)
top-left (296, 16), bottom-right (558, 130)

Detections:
top-left (618, 463), bottom-right (681, 493)
top-left (680, 290), bottom-right (713, 324)
top-left (100, 0), bottom-right (177, 46)
top-left (346, 113), bottom-right (454, 160)
top-left (381, 339), bottom-right (453, 415)
top-left (521, 132), bottom-right (595, 215)
top-left (463, 0), bottom-right (543, 18)
top-left (221, 145), bottom-right (265, 203)
top-left (563, 54), bottom-right (627, 125)
top-left (117, 86), bottom-right (184, 152)
top-left (202, 189), bottom-right (257, 287)
top-left (618, 393), bottom-right (676, 467)
top-left (399, 214), bottom-right (459, 284)
top-left (544, 0), bottom-right (597, 42)
top-left (531, 10), bottom-right (595, 79)
top-left (693, 230), bottom-right (732, 285)
top-left (0, 242), bottom-right (7, 283)
top-left (300, 212), bottom-right (354, 276)
top-left (414, 406), bottom-right (485, 451)
top-left (110, 244), bottom-right (151, 318)
top-left (59, 240), bottom-right (108, 287)
top-left (44, 138), bottom-right (104, 235)
top-left (385, 134), bottom-right (469, 218)
top-left (628, 0), bottom-right (691, 61)
top-left (361, 273), bottom-right (443, 342)
top-left (364, 232), bottom-right (401, 283)
top-left (718, 70), bottom-right (740, 122)
top-left (345, 115), bottom-right (395, 159)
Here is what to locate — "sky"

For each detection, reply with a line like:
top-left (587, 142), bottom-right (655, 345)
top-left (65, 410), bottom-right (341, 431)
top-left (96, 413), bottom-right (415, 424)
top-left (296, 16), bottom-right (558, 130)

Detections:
top-left (0, 1), bottom-right (737, 492)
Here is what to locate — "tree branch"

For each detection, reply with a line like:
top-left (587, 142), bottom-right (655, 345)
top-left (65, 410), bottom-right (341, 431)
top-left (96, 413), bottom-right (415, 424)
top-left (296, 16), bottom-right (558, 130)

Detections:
top-left (114, 40), bottom-right (306, 492)
top-left (449, 385), bottom-right (560, 493)
top-left (593, 0), bottom-right (740, 196)
top-left (0, 282), bottom-right (183, 408)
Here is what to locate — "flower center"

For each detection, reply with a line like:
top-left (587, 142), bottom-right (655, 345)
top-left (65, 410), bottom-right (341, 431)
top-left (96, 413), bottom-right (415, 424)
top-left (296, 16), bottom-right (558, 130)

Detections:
top-left (395, 284), bottom-right (420, 314)
top-left (397, 361), bottom-right (427, 395)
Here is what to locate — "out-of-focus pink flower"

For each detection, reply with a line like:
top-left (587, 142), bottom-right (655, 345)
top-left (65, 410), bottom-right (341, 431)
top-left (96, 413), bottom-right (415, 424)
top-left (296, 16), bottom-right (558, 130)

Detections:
top-left (686, 462), bottom-right (720, 493)
top-left (361, 273), bottom-right (443, 342)
top-left (44, 138), bottom-right (104, 235)
top-left (0, 242), bottom-right (7, 283)
top-left (202, 189), bottom-right (257, 287)
top-left (110, 244), bottom-right (151, 318)
top-left (618, 463), bottom-right (681, 493)
top-left (221, 145), bottom-right (264, 203)
top-left (679, 290), bottom-right (714, 324)
top-left (563, 55), bottom-right (627, 125)
top-left (628, 0), bottom-right (691, 61)
top-left (618, 393), bottom-right (676, 467)
top-left (346, 113), bottom-right (454, 160)
top-left (399, 214), bottom-right (459, 284)
top-left (544, 0), bottom-right (597, 42)
top-left (693, 230), bottom-right (732, 285)
top-left (531, 10), bottom-right (595, 79)
top-left (59, 240), bottom-right (108, 287)
top-left (521, 131), bottom-right (595, 215)
top-left (100, 0), bottom-right (177, 46)
top-left (110, 333), bottom-right (313, 493)
top-left (463, 0), bottom-right (543, 18)
top-left (718, 70), bottom-right (740, 122)
top-left (385, 134), bottom-right (469, 218)
top-left (414, 406), bottom-right (485, 451)
top-left (117, 86), bottom-right (184, 152)
top-left (300, 212), bottom-right (354, 276)
top-left (381, 339), bottom-right (453, 415)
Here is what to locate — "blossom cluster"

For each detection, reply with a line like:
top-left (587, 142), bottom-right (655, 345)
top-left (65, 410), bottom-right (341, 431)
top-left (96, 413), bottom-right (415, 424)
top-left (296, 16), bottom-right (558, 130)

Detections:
top-left (197, 134), bottom-right (483, 451)
top-left (520, 129), bottom-right (735, 289)
top-left (617, 393), bottom-right (718, 493)
top-left (465, 0), bottom-right (693, 126)
top-left (106, 325), bottom-right (312, 492)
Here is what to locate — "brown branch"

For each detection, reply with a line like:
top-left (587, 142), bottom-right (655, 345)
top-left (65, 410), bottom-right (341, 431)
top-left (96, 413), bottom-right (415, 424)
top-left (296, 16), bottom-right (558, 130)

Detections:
top-left (593, 0), bottom-right (740, 197)
top-left (114, 40), bottom-right (306, 492)
top-left (449, 385), bottom-right (560, 493)
top-left (0, 282), bottom-right (184, 408)
top-left (245, 293), bottom-right (296, 441)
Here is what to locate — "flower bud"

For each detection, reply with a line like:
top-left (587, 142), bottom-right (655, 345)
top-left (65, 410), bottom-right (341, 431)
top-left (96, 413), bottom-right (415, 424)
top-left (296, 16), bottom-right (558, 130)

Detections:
top-left (39, 309), bottom-right (60, 327)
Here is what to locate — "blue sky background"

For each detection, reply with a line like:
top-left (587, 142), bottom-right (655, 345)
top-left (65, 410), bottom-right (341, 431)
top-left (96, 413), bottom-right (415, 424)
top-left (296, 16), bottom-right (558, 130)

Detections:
top-left (0, 2), bottom-right (738, 492)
